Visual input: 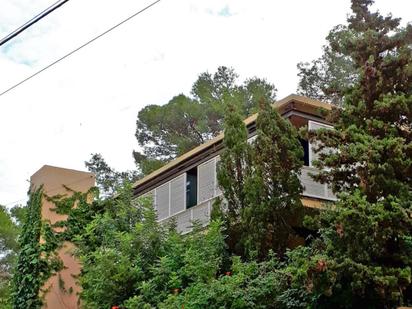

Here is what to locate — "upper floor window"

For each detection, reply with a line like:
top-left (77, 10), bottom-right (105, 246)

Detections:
top-left (186, 167), bottom-right (197, 208)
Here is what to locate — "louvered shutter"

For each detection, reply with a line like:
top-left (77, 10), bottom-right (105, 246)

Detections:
top-left (198, 159), bottom-right (216, 203)
top-left (214, 156), bottom-right (223, 196)
top-left (170, 174), bottom-right (185, 215)
top-left (299, 167), bottom-right (326, 198)
top-left (155, 183), bottom-right (169, 220)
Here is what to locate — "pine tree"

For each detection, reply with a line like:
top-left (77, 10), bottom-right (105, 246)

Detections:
top-left (134, 66), bottom-right (276, 175)
top-left (308, 0), bottom-right (412, 306)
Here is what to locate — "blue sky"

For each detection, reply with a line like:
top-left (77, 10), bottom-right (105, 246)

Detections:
top-left (0, 0), bottom-right (411, 207)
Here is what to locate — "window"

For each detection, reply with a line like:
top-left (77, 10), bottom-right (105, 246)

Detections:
top-left (300, 138), bottom-right (310, 166)
top-left (186, 167), bottom-right (197, 208)
top-left (308, 120), bottom-right (334, 167)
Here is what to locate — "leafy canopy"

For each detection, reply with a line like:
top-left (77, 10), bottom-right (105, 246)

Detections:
top-left (85, 67), bottom-right (277, 195)
top-left (0, 205), bottom-right (23, 309)
top-left (134, 66), bottom-right (277, 175)
top-left (85, 153), bottom-right (140, 198)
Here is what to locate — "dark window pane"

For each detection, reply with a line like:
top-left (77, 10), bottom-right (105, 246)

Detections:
top-left (300, 138), bottom-right (309, 166)
top-left (186, 167), bottom-right (197, 208)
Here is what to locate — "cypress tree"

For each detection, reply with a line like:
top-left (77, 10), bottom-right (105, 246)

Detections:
top-left (217, 98), bottom-right (304, 260)
top-left (243, 98), bottom-right (303, 259)
top-left (216, 101), bottom-right (252, 256)
top-left (308, 0), bottom-right (412, 307)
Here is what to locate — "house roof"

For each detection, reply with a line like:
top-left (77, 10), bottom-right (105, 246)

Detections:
top-left (133, 94), bottom-right (332, 190)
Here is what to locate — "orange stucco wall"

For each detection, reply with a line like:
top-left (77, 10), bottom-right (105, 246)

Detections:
top-left (31, 165), bottom-right (95, 309)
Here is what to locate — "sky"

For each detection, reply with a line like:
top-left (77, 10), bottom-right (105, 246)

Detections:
top-left (0, 0), bottom-right (411, 207)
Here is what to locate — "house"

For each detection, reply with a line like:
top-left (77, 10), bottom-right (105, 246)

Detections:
top-left (132, 94), bottom-right (336, 233)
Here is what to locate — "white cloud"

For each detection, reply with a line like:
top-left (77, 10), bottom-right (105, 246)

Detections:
top-left (0, 0), bottom-right (411, 206)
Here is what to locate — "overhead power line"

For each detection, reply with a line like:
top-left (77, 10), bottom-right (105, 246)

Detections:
top-left (0, 0), bottom-right (162, 98)
top-left (0, 0), bottom-right (71, 47)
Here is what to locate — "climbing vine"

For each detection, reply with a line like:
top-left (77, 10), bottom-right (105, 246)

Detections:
top-left (11, 187), bottom-right (62, 309)
top-left (46, 186), bottom-right (102, 245)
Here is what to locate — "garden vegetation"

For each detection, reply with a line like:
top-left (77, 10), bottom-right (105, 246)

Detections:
top-left (9, 0), bottom-right (412, 308)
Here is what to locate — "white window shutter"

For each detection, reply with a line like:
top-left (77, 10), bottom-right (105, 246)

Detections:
top-left (155, 182), bottom-right (169, 220)
top-left (214, 156), bottom-right (223, 197)
top-left (198, 159), bottom-right (216, 203)
top-left (170, 174), bottom-right (185, 215)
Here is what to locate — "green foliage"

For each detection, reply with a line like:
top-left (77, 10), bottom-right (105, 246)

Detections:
top-left (297, 26), bottom-right (358, 105)
top-left (134, 66), bottom-right (277, 175)
top-left (12, 188), bottom-right (61, 309)
top-left (215, 100), bottom-right (252, 256)
top-left (299, 0), bottom-right (412, 307)
top-left (308, 193), bottom-right (412, 308)
top-left (158, 255), bottom-right (284, 309)
top-left (52, 182), bottom-right (316, 308)
top-left (55, 183), bottom-right (229, 308)
top-left (216, 98), bottom-right (304, 259)
top-left (23, 3), bottom-right (410, 308)
top-left (0, 205), bottom-right (23, 309)
top-left (85, 153), bottom-right (140, 197)
top-left (244, 99), bottom-right (303, 258)
top-left (69, 186), bottom-right (312, 309)
top-left (46, 186), bottom-right (103, 246)
top-left (0, 206), bottom-right (20, 275)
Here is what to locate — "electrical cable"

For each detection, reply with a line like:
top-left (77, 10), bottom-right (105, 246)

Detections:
top-left (0, 0), bottom-right (70, 47)
top-left (0, 0), bottom-right (162, 98)
top-left (1, 0), bottom-right (162, 205)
